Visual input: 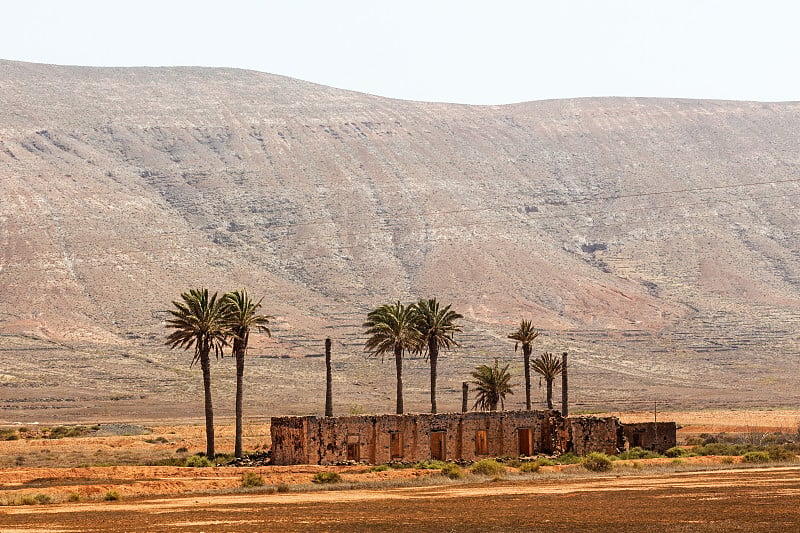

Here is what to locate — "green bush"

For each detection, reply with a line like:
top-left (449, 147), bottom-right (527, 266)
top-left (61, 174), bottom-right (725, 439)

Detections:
top-left (440, 463), bottom-right (465, 479)
top-left (471, 459), bottom-right (506, 477)
top-left (556, 452), bottom-right (582, 465)
top-left (518, 461), bottom-right (540, 473)
top-left (103, 491), bottom-right (120, 501)
top-left (664, 446), bottom-right (688, 458)
top-left (369, 464), bottom-right (390, 472)
top-left (742, 451), bottom-right (770, 464)
top-left (186, 455), bottom-right (212, 467)
top-left (693, 442), bottom-right (749, 456)
top-left (414, 459), bottom-right (448, 470)
top-left (582, 452), bottom-right (613, 472)
top-left (0, 429), bottom-right (19, 441)
top-left (34, 494), bottom-right (52, 505)
top-left (312, 471), bottom-right (342, 484)
top-left (535, 457), bottom-right (556, 467)
top-left (767, 446), bottom-right (798, 462)
top-left (617, 447), bottom-right (661, 460)
top-left (241, 472), bottom-right (265, 487)
top-left (67, 493), bottom-right (81, 502)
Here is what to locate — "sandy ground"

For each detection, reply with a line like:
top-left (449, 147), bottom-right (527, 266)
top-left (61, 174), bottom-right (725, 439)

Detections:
top-left (0, 410), bottom-right (798, 531)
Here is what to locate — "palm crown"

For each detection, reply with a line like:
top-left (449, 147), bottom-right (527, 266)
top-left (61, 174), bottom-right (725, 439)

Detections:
top-left (471, 359), bottom-right (514, 411)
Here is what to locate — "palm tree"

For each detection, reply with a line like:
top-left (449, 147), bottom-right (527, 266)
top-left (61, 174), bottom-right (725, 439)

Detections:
top-left (223, 289), bottom-right (272, 458)
top-left (363, 301), bottom-right (420, 414)
top-left (166, 288), bottom-right (228, 458)
top-left (508, 320), bottom-right (540, 410)
top-left (412, 298), bottom-right (463, 414)
top-left (470, 359), bottom-right (514, 411)
top-left (531, 351), bottom-right (563, 409)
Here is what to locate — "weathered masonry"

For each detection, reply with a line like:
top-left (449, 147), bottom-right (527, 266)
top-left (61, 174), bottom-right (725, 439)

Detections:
top-left (270, 411), bottom-right (674, 465)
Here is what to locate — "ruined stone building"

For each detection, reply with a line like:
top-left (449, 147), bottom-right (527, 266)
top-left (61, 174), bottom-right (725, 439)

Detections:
top-left (270, 410), bottom-right (676, 465)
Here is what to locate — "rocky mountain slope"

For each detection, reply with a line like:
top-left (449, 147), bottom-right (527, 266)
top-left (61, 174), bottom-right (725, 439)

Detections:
top-left (1, 60), bottom-right (798, 420)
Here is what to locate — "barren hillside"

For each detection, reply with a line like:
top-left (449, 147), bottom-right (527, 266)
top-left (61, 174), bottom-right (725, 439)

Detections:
top-left (1, 60), bottom-right (798, 420)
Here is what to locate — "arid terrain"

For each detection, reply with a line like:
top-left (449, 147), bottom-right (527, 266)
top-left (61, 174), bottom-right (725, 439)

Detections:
top-left (0, 410), bottom-right (799, 531)
top-left (0, 61), bottom-right (798, 421)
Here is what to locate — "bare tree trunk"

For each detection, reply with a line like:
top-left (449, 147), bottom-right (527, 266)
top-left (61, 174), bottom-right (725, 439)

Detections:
top-left (200, 349), bottom-right (215, 459)
top-left (546, 378), bottom-right (553, 410)
top-left (561, 352), bottom-right (568, 416)
top-left (429, 339), bottom-right (438, 414)
top-left (461, 382), bottom-right (469, 412)
top-left (234, 347), bottom-right (244, 458)
top-left (325, 338), bottom-right (333, 417)
top-left (523, 345), bottom-right (532, 410)
top-left (394, 344), bottom-right (404, 414)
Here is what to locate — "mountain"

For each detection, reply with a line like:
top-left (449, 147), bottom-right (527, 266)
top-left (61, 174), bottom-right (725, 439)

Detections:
top-left (1, 60), bottom-right (798, 422)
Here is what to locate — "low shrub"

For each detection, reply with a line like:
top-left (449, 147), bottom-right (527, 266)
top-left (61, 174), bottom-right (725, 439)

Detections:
top-left (20, 495), bottom-right (37, 506)
top-left (369, 464), bottom-right (390, 472)
top-left (144, 436), bottom-right (169, 444)
top-left (67, 493), bottom-right (81, 502)
top-left (214, 453), bottom-right (235, 465)
top-left (175, 446), bottom-right (189, 454)
top-left (440, 463), bottom-right (465, 479)
top-left (186, 455), bottom-right (212, 468)
top-left (742, 451), bottom-right (770, 464)
top-left (693, 442), bottom-right (749, 456)
top-left (241, 472), bottom-right (265, 487)
top-left (582, 452), bottom-right (613, 472)
top-left (671, 458), bottom-right (685, 465)
top-left (518, 461), bottom-right (540, 473)
top-left (535, 457), bottom-right (557, 467)
top-left (556, 453), bottom-right (582, 465)
top-left (767, 446), bottom-right (798, 462)
top-left (312, 471), bottom-right (342, 484)
top-left (276, 483), bottom-right (290, 493)
top-left (103, 491), bottom-right (120, 501)
top-left (34, 494), bottom-right (52, 505)
top-left (0, 429), bottom-right (19, 441)
top-left (617, 447), bottom-right (661, 460)
top-left (664, 446), bottom-right (688, 458)
top-left (414, 460), bottom-right (447, 470)
top-left (471, 459), bottom-right (506, 477)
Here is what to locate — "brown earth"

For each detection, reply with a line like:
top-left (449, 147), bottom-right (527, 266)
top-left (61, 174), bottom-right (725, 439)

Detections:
top-left (1, 410), bottom-right (799, 530)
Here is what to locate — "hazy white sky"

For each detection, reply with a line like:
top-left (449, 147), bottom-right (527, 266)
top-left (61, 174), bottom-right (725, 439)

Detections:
top-left (1, 0), bottom-right (798, 104)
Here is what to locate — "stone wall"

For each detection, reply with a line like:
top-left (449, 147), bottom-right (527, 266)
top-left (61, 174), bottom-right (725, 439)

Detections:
top-left (622, 422), bottom-right (677, 453)
top-left (270, 411), bottom-right (675, 465)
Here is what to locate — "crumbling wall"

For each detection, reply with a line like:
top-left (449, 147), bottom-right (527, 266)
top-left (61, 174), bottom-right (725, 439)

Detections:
top-left (271, 412), bottom-right (655, 465)
top-left (270, 416), bottom-right (311, 466)
top-left (563, 416), bottom-right (623, 455)
top-left (622, 422), bottom-right (677, 453)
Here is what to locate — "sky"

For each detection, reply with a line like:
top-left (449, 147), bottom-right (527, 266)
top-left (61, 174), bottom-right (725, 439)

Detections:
top-left (1, 0), bottom-right (799, 105)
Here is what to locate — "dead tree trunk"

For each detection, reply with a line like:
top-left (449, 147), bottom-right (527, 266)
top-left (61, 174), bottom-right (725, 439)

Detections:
top-left (325, 338), bottom-right (333, 417)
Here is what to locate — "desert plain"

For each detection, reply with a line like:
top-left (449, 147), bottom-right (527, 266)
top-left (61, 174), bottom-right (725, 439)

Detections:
top-left (0, 409), bottom-right (799, 531)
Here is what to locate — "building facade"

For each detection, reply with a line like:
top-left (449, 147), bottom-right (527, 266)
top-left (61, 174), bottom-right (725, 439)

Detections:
top-left (270, 410), bottom-right (672, 466)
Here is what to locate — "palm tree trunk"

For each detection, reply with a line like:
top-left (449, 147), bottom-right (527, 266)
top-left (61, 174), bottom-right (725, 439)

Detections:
top-left (429, 340), bottom-right (438, 414)
top-left (325, 338), bottom-right (333, 417)
top-left (523, 345), bottom-right (532, 410)
top-left (546, 378), bottom-right (553, 410)
top-left (234, 347), bottom-right (245, 458)
top-left (394, 344), bottom-right (404, 414)
top-left (199, 348), bottom-right (215, 459)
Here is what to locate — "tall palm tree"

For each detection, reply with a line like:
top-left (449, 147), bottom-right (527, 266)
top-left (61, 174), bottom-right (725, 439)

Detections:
top-left (166, 288), bottom-right (228, 458)
top-left (412, 298), bottom-right (463, 414)
top-left (508, 320), bottom-right (540, 410)
top-left (470, 359), bottom-right (514, 411)
top-left (531, 351), bottom-right (564, 409)
top-left (363, 301), bottom-right (420, 414)
top-left (223, 289), bottom-right (272, 458)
